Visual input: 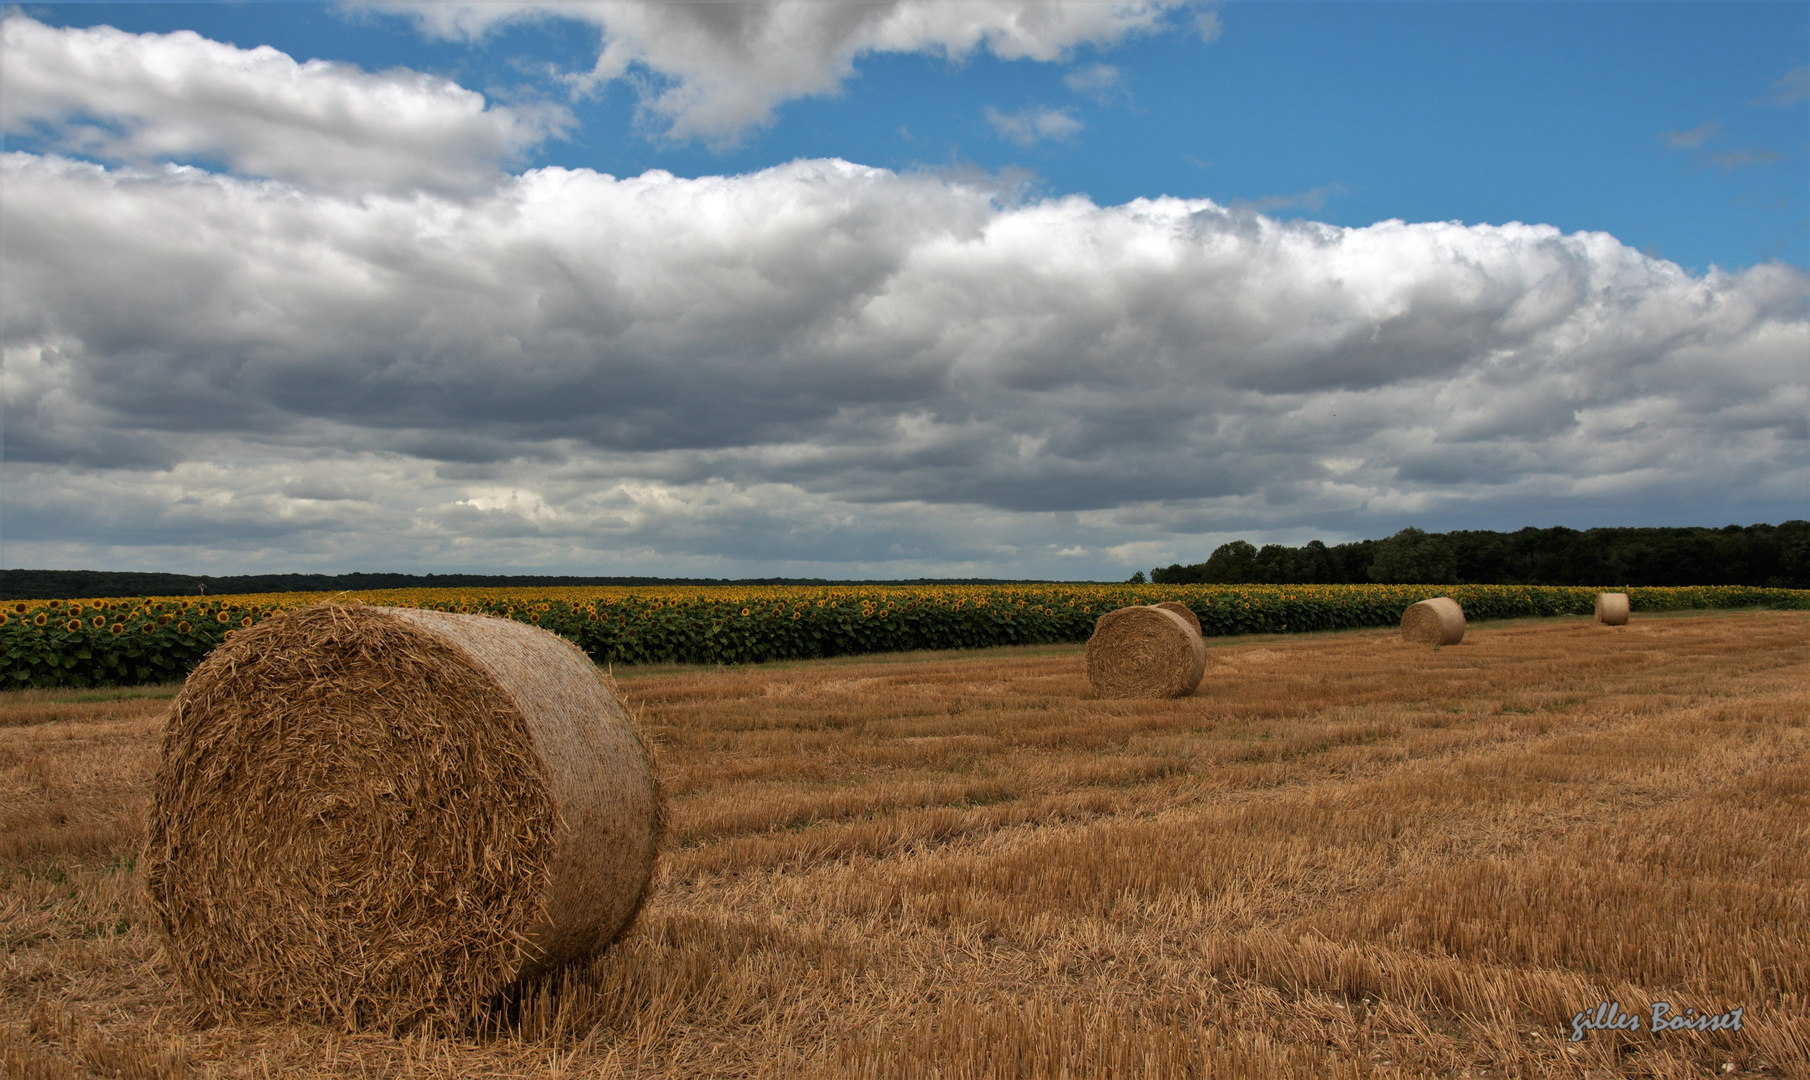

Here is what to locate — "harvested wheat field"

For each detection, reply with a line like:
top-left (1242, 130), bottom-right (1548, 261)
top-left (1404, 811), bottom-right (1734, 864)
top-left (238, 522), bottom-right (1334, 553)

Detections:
top-left (2, 609), bottom-right (1806, 1079)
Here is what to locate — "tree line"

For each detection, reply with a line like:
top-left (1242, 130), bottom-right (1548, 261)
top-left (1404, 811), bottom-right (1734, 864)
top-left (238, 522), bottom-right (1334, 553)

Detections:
top-left (1145, 522), bottom-right (1810, 588)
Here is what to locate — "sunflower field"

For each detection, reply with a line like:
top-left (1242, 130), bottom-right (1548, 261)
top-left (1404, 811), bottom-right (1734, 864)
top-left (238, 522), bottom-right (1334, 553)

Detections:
top-left (1, 582), bottom-right (1805, 689)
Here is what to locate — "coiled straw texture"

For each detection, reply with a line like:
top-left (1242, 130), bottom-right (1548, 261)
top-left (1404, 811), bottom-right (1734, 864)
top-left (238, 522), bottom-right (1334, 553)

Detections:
top-left (1400, 597), bottom-right (1466, 646)
top-left (144, 603), bottom-right (660, 1030)
top-left (1086, 606), bottom-right (1207, 698)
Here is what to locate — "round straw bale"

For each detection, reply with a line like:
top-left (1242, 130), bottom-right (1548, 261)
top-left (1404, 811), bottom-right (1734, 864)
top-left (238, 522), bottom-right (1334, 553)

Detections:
top-left (144, 603), bottom-right (660, 1030)
top-left (1086, 605), bottom-right (1207, 698)
top-left (1400, 597), bottom-right (1465, 645)
top-left (1595, 592), bottom-right (1630, 626)
top-left (1152, 601), bottom-right (1202, 637)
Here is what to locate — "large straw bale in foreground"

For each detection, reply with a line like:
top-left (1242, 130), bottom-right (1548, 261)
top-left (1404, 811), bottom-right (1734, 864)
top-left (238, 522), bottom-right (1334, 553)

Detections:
top-left (1595, 592), bottom-right (1631, 626)
top-left (1400, 597), bottom-right (1466, 645)
top-left (1086, 605), bottom-right (1206, 698)
top-left (144, 603), bottom-right (660, 1029)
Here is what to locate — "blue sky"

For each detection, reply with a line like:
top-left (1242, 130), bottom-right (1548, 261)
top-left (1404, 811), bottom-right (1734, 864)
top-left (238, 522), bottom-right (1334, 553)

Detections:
top-left (32, 1), bottom-right (1808, 271)
top-left (2, 2), bottom-right (1806, 578)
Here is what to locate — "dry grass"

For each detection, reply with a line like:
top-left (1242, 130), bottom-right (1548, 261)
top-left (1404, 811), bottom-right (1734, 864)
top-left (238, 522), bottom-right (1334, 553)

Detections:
top-left (2, 611), bottom-right (1806, 1078)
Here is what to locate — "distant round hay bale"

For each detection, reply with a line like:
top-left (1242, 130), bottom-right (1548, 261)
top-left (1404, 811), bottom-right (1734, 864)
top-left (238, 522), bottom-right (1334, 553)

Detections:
top-left (1595, 592), bottom-right (1630, 626)
top-left (1400, 597), bottom-right (1466, 646)
top-left (1086, 605), bottom-right (1206, 698)
top-left (1152, 601), bottom-right (1202, 637)
top-left (144, 603), bottom-right (660, 1030)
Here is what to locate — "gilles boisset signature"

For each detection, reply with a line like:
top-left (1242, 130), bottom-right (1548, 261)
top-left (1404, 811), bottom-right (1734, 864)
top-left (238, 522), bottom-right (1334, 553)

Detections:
top-left (1570, 1001), bottom-right (1744, 1042)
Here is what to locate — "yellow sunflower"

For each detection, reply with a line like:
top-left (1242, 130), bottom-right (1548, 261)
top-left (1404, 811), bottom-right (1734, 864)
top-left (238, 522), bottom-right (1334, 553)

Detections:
top-left (65, 619), bottom-right (82, 632)
top-left (216, 611), bottom-right (231, 624)
top-left (109, 623), bottom-right (125, 636)
top-left (177, 621), bottom-right (192, 634)
top-left (34, 613), bottom-right (48, 627)
top-left (91, 615), bottom-right (106, 628)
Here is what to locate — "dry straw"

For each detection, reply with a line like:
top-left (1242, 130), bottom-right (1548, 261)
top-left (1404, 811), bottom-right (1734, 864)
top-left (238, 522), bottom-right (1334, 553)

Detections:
top-left (1152, 601), bottom-right (1202, 637)
top-left (144, 603), bottom-right (660, 1031)
top-left (1595, 592), bottom-right (1631, 626)
top-left (1086, 605), bottom-right (1206, 698)
top-left (1400, 597), bottom-right (1466, 646)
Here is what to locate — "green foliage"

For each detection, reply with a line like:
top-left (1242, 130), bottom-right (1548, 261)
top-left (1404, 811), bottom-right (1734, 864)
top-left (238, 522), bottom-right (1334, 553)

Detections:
top-left (1155, 521), bottom-right (1810, 587)
top-left (1368, 528), bottom-right (1458, 584)
top-left (2, 583), bottom-right (1805, 689)
top-left (0, 598), bottom-right (231, 690)
top-left (1204, 540), bottom-right (1259, 583)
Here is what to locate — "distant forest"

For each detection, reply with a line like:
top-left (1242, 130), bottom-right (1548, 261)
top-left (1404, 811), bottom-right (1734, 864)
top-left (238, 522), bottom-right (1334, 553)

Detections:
top-left (1147, 522), bottom-right (1810, 588)
top-left (6, 522), bottom-right (1807, 599)
top-left (0, 571), bottom-right (1047, 602)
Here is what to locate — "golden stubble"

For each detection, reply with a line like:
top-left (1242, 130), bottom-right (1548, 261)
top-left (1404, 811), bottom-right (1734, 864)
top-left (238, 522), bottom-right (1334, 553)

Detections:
top-left (1, 610), bottom-right (1805, 1078)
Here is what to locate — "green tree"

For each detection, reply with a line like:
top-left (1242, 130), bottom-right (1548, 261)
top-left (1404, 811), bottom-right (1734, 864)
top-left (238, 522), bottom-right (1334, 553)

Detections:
top-left (1201, 541), bottom-right (1259, 583)
top-left (1777, 520), bottom-right (1810, 588)
top-left (1151, 562), bottom-right (1206, 584)
top-left (1367, 527), bottom-right (1458, 584)
top-left (1253, 544), bottom-right (1293, 582)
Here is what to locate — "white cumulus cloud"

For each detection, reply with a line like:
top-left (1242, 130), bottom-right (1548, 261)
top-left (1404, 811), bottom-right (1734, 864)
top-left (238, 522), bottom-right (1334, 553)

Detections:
top-left (2, 20), bottom-right (1804, 577)
top-left (985, 105), bottom-right (1084, 146)
top-left (0, 14), bottom-right (566, 194)
top-left (4, 145), bottom-right (1805, 576)
top-left (372, 0), bottom-right (1187, 144)
top-left (1064, 63), bottom-right (1126, 103)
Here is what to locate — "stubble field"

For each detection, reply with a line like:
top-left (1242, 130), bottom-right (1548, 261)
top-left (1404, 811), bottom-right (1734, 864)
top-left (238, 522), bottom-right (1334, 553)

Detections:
top-left (2, 609), bottom-right (1805, 1079)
